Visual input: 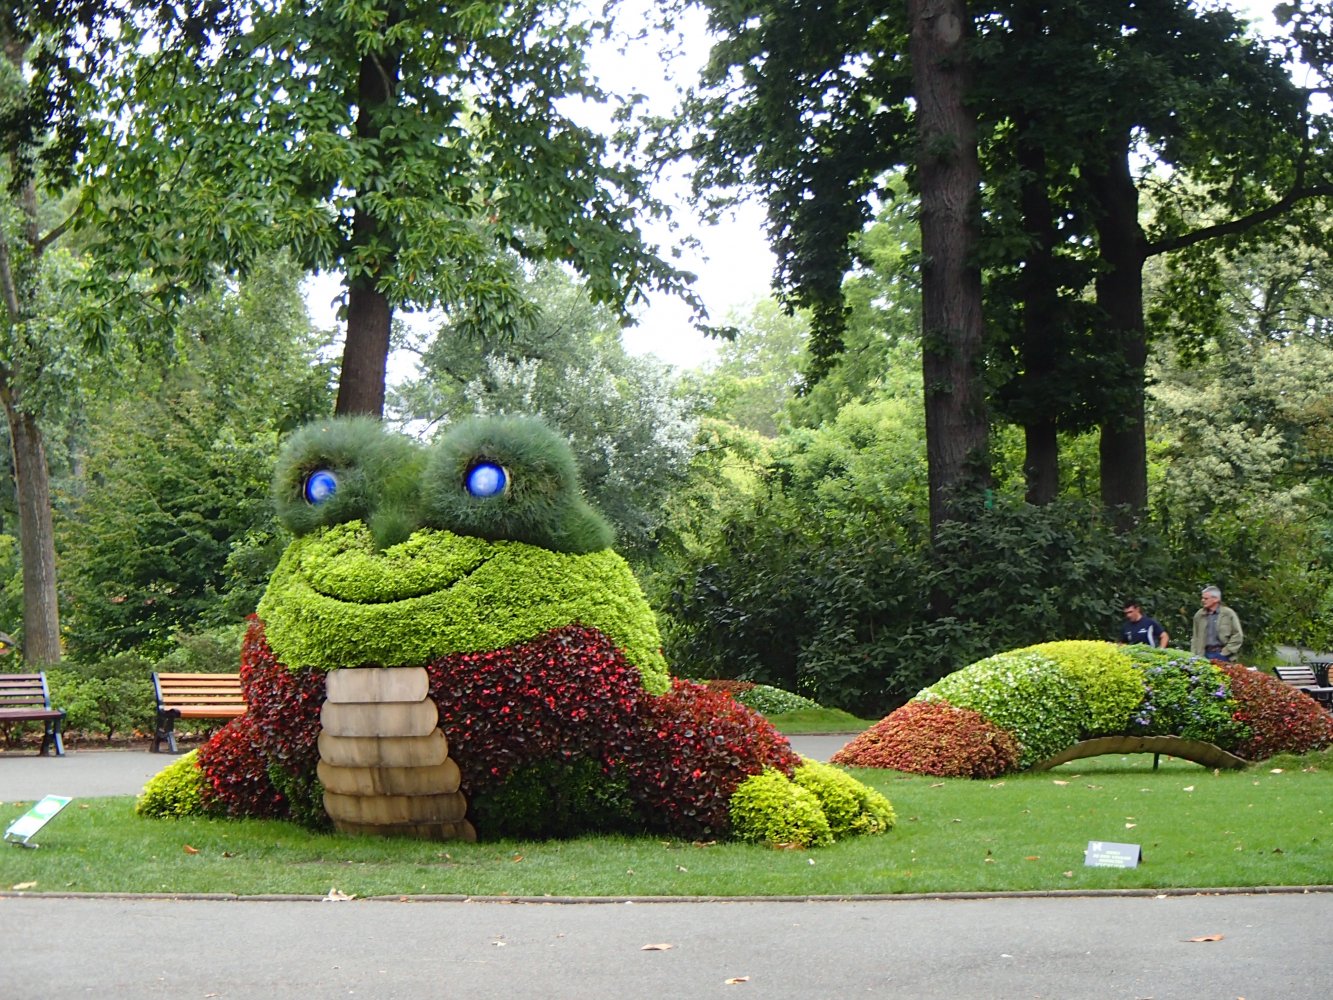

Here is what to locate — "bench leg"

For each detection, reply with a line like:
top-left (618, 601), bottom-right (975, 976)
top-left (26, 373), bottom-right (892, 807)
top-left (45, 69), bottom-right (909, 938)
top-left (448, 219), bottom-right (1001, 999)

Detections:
top-left (39, 718), bottom-right (65, 756)
top-left (153, 711), bottom-right (180, 754)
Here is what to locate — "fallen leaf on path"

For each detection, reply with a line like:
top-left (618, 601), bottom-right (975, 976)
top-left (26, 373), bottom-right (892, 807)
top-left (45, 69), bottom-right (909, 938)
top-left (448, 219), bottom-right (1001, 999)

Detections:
top-left (323, 887), bottom-right (354, 902)
top-left (12, 881), bottom-right (36, 890)
top-left (1185, 934), bottom-right (1224, 943)
top-left (724, 977), bottom-right (750, 985)
top-left (642, 943), bottom-right (674, 951)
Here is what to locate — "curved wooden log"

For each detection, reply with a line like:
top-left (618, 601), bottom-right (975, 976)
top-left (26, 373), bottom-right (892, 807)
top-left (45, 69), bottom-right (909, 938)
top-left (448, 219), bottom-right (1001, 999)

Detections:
top-left (1029, 735), bottom-right (1248, 771)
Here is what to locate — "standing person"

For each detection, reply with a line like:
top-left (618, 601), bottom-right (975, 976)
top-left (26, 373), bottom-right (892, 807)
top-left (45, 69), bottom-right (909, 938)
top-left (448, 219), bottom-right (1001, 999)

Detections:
top-left (1120, 600), bottom-right (1170, 648)
top-left (1191, 586), bottom-right (1243, 661)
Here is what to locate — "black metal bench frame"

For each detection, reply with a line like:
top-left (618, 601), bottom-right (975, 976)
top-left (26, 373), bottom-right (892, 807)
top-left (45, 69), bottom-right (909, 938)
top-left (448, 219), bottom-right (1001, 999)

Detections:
top-left (0, 673), bottom-right (66, 755)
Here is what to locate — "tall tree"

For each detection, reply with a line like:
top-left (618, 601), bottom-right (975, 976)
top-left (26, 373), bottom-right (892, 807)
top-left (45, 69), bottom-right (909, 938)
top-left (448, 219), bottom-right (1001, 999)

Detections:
top-left (909, 0), bottom-right (990, 533)
top-left (674, 1), bottom-right (988, 538)
top-left (76, 0), bottom-right (699, 418)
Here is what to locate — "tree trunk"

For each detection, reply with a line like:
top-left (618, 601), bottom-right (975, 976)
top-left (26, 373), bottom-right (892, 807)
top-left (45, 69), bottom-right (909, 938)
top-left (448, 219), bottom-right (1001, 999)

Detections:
top-left (4, 400), bottom-right (61, 665)
top-left (1088, 136), bottom-right (1149, 520)
top-left (336, 275), bottom-right (392, 417)
top-left (334, 36), bottom-right (403, 419)
top-left (1016, 111), bottom-right (1061, 505)
top-left (1024, 419), bottom-right (1060, 505)
top-left (909, 0), bottom-right (989, 540)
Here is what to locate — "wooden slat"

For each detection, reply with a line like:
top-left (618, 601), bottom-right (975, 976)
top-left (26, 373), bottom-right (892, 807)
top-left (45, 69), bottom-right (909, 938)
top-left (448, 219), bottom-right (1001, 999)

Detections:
top-left (323, 790), bottom-right (467, 825)
top-left (1030, 735), bottom-right (1248, 771)
top-left (317, 730), bottom-right (450, 768)
top-left (317, 758), bottom-right (461, 797)
top-left (332, 819), bottom-right (477, 842)
top-left (325, 667), bottom-right (428, 705)
top-left (320, 699), bottom-right (438, 738)
top-left (175, 705), bottom-right (247, 719)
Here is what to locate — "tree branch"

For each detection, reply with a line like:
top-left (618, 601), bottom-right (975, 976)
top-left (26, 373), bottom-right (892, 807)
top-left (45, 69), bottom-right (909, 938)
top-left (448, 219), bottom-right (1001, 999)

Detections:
top-left (1146, 183), bottom-right (1333, 258)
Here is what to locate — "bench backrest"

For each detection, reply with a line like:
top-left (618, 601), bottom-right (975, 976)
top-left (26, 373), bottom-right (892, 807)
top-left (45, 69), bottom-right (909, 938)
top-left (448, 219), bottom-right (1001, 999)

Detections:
top-left (152, 672), bottom-right (245, 708)
top-left (0, 673), bottom-right (53, 710)
top-left (1274, 665), bottom-right (1319, 687)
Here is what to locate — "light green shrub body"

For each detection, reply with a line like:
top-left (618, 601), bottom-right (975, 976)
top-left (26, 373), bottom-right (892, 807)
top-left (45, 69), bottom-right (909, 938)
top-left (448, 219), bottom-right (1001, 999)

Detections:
top-left (729, 768), bottom-right (833, 848)
top-left (135, 751), bottom-right (209, 818)
top-left (1018, 640), bottom-right (1144, 735)
top-left (256, 521), bottom-right (668, 692)
top-left (793, 759), bottom-right (895, 837)
top-left (736, 684), bottom-right (821, 715)
top-left (917, 651), bottom-right (1084, 766)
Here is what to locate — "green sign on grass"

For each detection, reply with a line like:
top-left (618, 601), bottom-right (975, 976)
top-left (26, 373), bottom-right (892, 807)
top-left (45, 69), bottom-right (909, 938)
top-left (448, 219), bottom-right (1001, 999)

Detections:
top-left (5, 794), bottom-right (73, 848)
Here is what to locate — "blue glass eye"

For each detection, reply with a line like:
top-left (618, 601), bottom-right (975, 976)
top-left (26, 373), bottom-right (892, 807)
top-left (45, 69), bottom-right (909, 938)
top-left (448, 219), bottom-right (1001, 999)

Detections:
top-left (304, 469), bottom-right (338, 505)
top-left (466, 462), bottom-right (508, 498)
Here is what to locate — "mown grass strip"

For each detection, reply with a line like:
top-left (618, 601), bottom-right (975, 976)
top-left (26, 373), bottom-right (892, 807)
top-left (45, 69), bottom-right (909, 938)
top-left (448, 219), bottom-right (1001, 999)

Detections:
top-left (2, 751), bottom-right (1328, 898)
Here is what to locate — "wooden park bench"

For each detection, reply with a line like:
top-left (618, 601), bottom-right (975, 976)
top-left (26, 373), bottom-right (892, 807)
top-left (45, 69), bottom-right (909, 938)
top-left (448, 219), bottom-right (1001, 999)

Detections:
top-left (0, 673), bottom-right (66, 755)
top-left (1273, 665), bottom-right (1333, 711)
top-left (152, 672), bottom-right (247, 753)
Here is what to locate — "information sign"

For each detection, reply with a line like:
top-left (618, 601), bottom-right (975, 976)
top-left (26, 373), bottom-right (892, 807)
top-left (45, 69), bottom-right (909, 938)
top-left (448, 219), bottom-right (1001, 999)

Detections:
top-left (1084, 840), bottom-right (1142, 868)
top-left (4, 794), bottom-right (73, 848)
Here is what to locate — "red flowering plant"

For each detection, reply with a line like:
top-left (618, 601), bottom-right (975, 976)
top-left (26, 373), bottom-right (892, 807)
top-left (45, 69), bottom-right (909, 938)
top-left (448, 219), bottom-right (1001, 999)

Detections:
top-left (831, 699), bottom-right (1022, 778)
top-left (620, 679), bottom-right (801, 840)
top-left (1217, 663), bottom-right (1333, 760)
top-left (426, 624), bottom-right (648, 836)
top-left (195, 713), bottom-right (288, 819)
top-left (194, 618), bottom-right (328, 827)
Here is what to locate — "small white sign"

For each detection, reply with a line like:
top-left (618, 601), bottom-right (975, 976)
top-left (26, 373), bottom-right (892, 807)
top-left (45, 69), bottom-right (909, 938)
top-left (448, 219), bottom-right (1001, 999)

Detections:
top-left (5, 795), bottom-right (73, 847)
top-left (1085, 840), bottom-right (1142, 868)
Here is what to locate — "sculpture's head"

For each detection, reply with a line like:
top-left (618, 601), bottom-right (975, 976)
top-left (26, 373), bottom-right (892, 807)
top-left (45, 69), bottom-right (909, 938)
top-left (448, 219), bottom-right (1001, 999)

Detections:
top-left (255, 414), bottom-right (668, 690)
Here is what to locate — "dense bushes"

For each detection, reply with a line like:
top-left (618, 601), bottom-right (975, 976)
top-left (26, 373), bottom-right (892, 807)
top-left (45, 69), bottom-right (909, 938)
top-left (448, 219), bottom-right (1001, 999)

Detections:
top-left (1219, 663), bottom-right (1333, 759)
top-left (842, 641), bottom-right (1332, 777)
top-left (831, 700), bottom-right (1021, 777)
top-left (176, 627), bottom-right (809, 840)
top-left (659, 494), bottom-right (1173, 714)
top-left (623, 679), bottom-right (801, 839)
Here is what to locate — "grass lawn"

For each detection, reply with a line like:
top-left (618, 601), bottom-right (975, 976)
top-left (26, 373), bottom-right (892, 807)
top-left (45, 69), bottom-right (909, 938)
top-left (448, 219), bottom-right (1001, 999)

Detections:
top-left (765, 707), bottom-right (879, 733)
top-left (3, 751), bottom-right (1329, 899)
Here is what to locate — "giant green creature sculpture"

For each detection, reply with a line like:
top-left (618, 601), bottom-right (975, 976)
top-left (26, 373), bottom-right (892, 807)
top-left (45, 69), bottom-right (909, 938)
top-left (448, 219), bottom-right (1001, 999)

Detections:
top-left (140, 414), bottom-right (893, 846)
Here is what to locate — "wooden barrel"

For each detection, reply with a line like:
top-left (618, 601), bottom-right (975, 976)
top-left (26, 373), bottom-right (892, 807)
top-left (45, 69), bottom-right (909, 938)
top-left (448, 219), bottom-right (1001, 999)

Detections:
top-left (318, 667), bottom-right (472, 841)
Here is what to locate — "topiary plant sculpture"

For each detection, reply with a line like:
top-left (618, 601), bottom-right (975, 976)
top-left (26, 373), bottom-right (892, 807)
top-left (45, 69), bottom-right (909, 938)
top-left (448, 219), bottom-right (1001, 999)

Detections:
top-left (833, 640), bottom-right (1333, 777)
top-left (139, 415), bottom-right (891, 845)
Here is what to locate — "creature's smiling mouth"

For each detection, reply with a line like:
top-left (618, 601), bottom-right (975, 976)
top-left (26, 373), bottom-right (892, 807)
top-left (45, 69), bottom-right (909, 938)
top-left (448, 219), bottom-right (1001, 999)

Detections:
top-left (293, 523), bottom-right (496, 605)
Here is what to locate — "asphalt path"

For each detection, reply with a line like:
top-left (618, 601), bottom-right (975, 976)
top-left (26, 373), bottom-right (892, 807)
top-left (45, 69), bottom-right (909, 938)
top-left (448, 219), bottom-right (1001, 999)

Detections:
top-left (2, 890), bottom-right (1329, 999)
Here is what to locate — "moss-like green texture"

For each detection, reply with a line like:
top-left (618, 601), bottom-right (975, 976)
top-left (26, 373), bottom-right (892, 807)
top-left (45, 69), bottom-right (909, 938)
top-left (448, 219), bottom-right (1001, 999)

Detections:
top-left (422, 414), bottom-right (613, 554)
top-left (1018, 640), bottom-right (1145, 734)
top-left (793, 759), bottom-right (896, 838)
top-left (272, 417), bottom-right (427, 549)
top-left (135, 750), bottom-right (208, 818)
top-left (256, 520), bottom-right (668, 692)
top-left (729, 767), bottom-right (833, 848)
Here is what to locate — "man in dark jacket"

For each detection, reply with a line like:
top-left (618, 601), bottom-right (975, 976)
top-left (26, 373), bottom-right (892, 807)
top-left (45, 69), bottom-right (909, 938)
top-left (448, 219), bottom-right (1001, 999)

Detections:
top-left (1120, 601), bottom-right (1169, 648)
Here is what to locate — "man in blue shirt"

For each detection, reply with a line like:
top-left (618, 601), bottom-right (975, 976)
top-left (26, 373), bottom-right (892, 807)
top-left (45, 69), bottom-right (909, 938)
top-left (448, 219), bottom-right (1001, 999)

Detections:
top-left (1120, 600), bottom-right (1170, 648)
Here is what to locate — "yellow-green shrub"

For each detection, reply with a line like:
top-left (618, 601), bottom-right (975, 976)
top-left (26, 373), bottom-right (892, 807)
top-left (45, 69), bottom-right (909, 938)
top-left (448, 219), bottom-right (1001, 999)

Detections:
top-left (792, 759), bottom-right (895, 838)
top-left (729, 768), bottom-right (833, 848)
top-left (1019, 640), bottom-right (1143, 735)
top-left (135, 751), bottom-right (209, 818)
